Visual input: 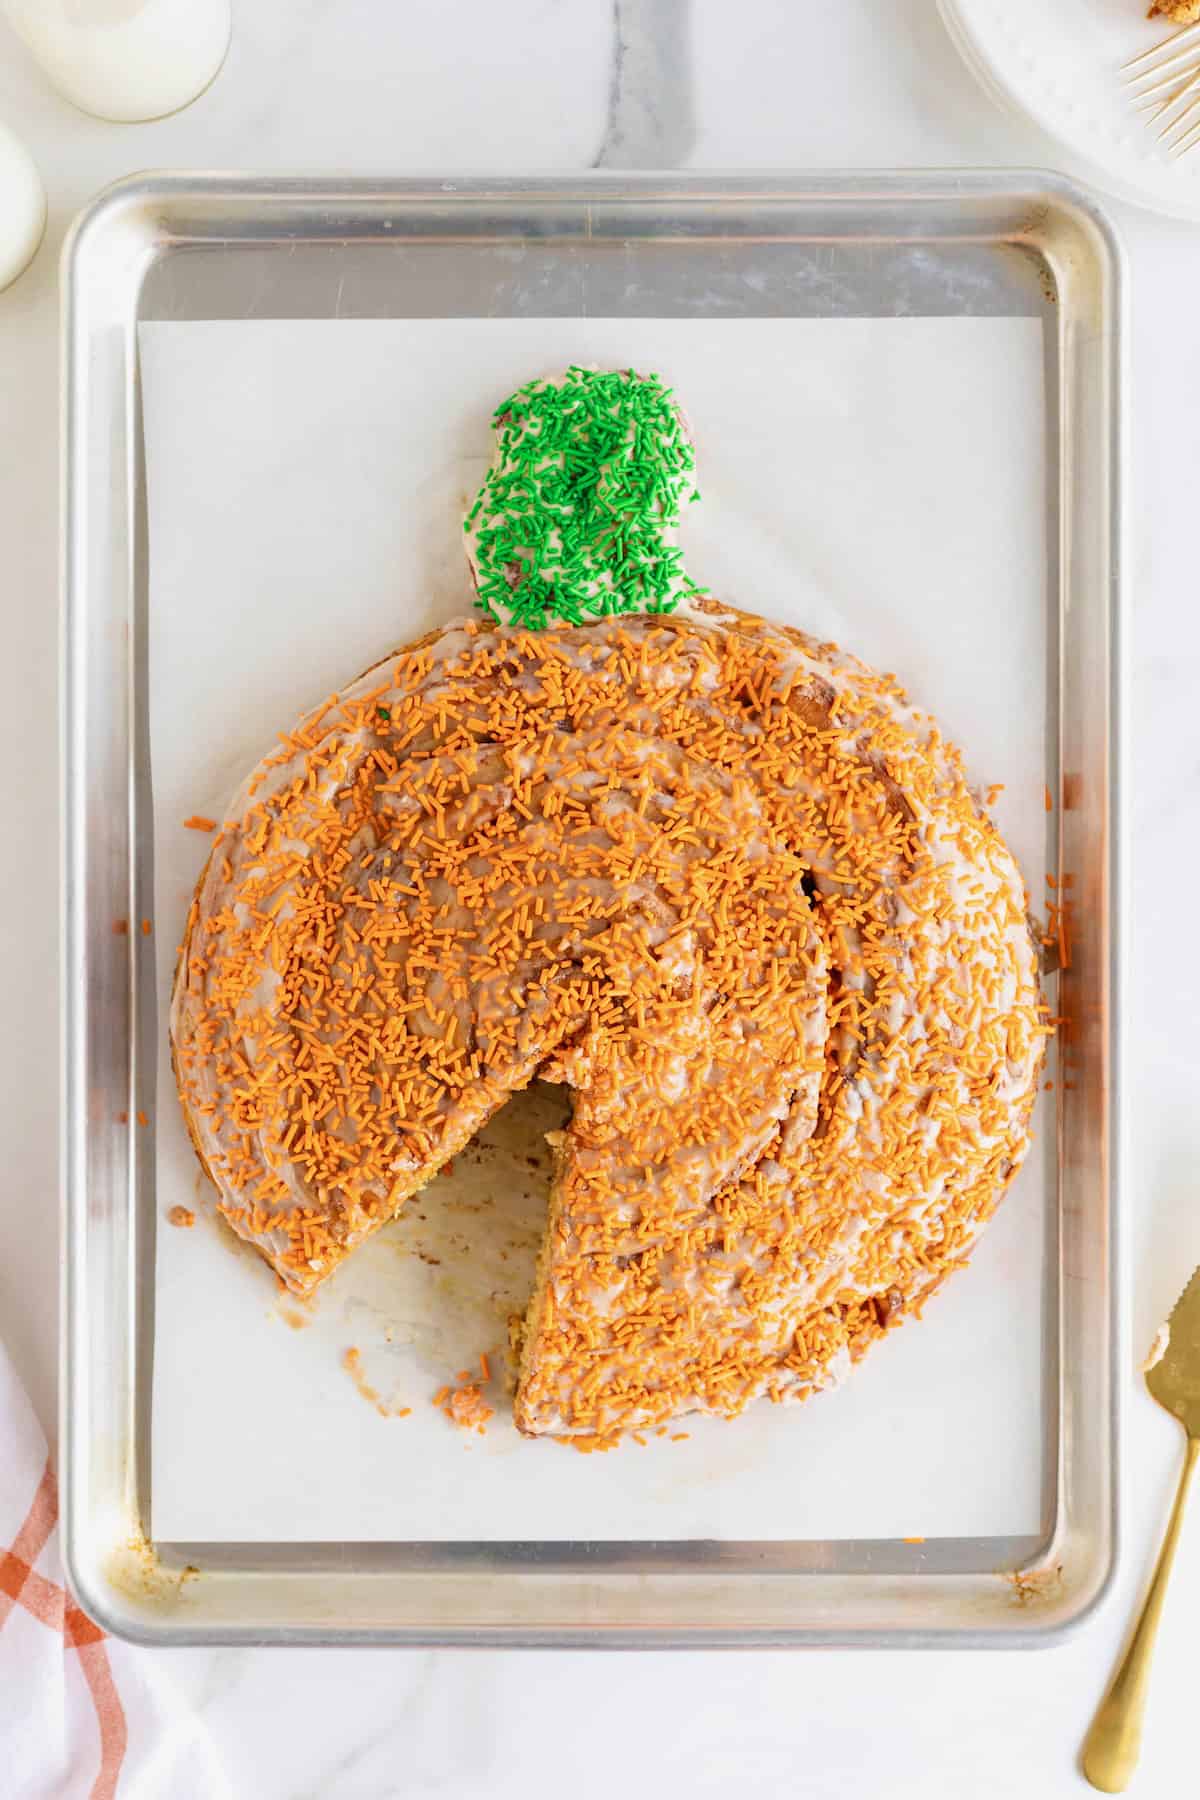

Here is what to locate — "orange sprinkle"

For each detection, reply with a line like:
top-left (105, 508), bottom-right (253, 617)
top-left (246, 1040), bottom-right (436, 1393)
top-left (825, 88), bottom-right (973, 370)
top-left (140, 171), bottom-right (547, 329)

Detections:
top-left (1058, 901), bottom-right (1073, 971)
top-left (479, 1350), bottom-right (491, 1382)
top-left (141, 918), bottom-right (153, 936)
top-left (136, 1110), bottom-right (148, 1127)
top-left (183, 815), bottom-right (217, 832)
top-left (167, 1205), bottom-right (195, 1228)
top-left (902, 1535), bottom-right (926, 1545)
top-left (1044, 785), bottom-right (1053, 813)
top-left (432, 1386), bottom-right (449, 1408)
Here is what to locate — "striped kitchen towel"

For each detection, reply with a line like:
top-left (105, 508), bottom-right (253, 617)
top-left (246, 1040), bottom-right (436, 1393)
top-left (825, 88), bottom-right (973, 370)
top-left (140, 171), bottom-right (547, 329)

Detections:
top-left (0, 1343), bottom-right (226, 1799)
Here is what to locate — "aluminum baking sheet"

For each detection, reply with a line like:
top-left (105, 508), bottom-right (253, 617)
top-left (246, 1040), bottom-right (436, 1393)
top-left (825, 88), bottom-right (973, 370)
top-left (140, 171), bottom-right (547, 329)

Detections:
top-left (61, 174), bottom-right (1125, 1645)
top-left (142, 312), bottom-right (1048, 1546)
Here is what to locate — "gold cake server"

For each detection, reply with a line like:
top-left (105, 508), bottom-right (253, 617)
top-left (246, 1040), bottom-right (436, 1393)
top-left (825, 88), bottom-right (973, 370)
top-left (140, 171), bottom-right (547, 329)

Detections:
top-left (1083, 1265), bottom-right (1200, 1791)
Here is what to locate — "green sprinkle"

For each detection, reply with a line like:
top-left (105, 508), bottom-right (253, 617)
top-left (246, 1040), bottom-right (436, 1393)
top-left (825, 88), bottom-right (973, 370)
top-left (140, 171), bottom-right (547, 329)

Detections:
top-left (376, 705), bottom-right (390, 721)
top-left (464, 366), bottom-right (705, 629)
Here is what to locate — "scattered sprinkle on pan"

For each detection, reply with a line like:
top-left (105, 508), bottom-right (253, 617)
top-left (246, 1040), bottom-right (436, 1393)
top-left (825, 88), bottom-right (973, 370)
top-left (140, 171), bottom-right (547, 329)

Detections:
top-left (435, 1373), bottom-right (495, 1435)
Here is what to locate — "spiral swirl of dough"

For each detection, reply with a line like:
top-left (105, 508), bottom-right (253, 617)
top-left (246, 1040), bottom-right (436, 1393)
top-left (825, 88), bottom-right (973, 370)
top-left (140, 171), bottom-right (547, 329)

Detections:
top-left (172, 599), bottom-right (1044, 1440)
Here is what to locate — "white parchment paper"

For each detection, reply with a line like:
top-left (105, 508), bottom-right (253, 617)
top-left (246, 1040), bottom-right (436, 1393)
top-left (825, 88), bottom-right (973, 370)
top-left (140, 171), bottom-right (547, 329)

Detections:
top-left (141, 317), bottom-right (1048, 1543)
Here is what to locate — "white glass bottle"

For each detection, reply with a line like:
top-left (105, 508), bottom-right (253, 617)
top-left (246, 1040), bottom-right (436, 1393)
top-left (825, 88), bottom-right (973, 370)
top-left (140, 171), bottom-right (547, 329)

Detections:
top-left (0, 121), bottom-right (45, 291)
top-left (1, 0), bottom-right (232, 124)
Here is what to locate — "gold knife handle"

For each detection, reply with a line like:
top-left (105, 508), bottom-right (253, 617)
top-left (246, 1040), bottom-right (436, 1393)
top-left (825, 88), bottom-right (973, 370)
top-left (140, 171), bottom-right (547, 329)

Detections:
top-left (1082, 1434), bottom-right (1200, 1793)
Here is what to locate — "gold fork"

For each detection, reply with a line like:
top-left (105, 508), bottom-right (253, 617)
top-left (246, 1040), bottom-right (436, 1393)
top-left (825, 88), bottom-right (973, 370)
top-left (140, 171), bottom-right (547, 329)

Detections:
top-left (1122, 24), bottom-right (1200, 159)
top-left (1082, 1265), bottom-right (1200, 1791)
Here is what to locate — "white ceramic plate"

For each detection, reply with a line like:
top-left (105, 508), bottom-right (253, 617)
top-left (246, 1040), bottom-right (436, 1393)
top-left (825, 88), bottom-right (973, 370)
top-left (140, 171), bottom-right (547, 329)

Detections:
top-left (941, 0), bottom-right (1200, 221)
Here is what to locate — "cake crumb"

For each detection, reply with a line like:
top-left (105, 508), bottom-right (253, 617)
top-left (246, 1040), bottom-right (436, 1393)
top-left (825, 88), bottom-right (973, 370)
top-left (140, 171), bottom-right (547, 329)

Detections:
top-left (435, 1374), bottom-right (494, 1434)
top-left (167, 1205), bottom-right (195, 1229)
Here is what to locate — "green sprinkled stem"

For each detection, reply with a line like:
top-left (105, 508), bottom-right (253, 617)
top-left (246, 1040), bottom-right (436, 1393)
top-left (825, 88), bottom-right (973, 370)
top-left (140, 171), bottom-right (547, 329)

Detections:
top-left (464, 365), bottom-right (705, 629)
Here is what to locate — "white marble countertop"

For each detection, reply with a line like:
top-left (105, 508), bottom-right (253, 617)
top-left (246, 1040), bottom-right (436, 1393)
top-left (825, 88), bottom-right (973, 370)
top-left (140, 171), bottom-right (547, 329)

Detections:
top-left (0, 2), bottom-right (1194, 1794)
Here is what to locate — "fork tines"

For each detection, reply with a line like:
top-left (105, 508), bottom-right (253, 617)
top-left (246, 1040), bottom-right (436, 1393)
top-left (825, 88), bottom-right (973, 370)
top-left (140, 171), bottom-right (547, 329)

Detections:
top-left (1123, 22), bottom-right (1200, 157)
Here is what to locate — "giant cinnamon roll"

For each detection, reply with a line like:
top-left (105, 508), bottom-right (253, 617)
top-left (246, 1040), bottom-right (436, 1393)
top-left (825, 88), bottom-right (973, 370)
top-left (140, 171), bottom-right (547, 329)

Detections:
top-left (171, 370), bottom-right (1045, 1441)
